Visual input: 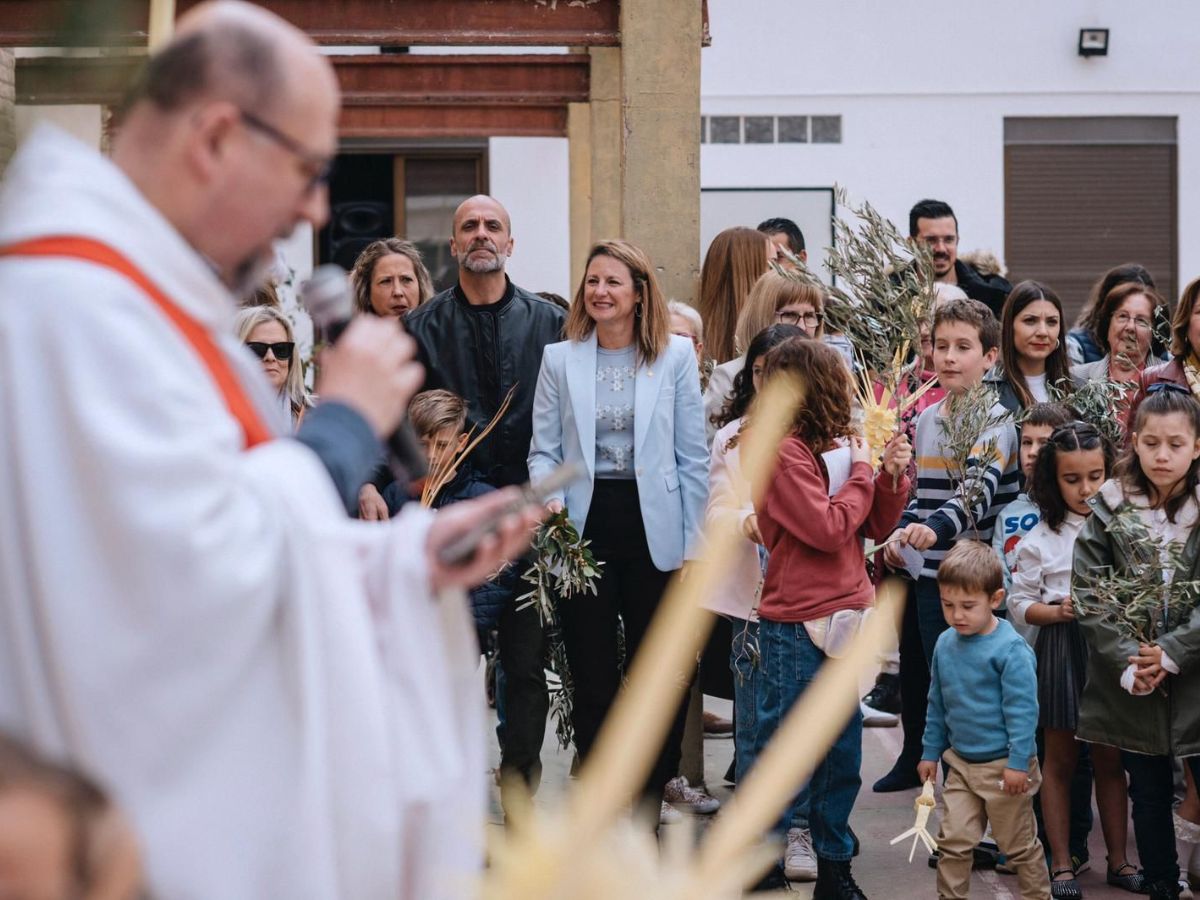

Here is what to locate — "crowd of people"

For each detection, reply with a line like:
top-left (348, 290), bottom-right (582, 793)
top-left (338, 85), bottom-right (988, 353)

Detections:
top-left (3, 3), bottom-right (1200, 900)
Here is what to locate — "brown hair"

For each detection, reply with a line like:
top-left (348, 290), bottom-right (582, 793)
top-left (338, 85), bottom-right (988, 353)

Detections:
top-left (1074, 263), bottom-right (1156, 331)
top-left (937, 540), bottom-right (1005, 597)
top-left (734, 270), bottom-right (825, 354)
top-left (565, 240), bottom-right (670, 364)
top-left (408, 389), bottom-right (468, 438)
top-left (698, 227), bottom-right (771, 364)
top-left (1093, 281), bottom-right (1168, 360)
top-left (999, 280), bottom-right (1072, 408)
top-left (1123, 387), bottom-right (1200, 522)
top-left (932, 297), bottom-right (1000, 352)
top-left (350, 238), bottom-right (434, 315)
top-left (1170, 276), bottom-right (1200, 360)
top-left (761, 336), bottom-right (854, 454)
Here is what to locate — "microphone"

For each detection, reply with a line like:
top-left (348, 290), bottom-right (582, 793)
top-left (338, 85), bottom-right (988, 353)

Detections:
top-left (300, 264), bottom-right (429, 484)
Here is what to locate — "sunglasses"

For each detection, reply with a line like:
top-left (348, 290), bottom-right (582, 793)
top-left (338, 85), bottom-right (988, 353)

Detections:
top-left (1146, 382), bottom-right (1190, 397)
top-left (246, 341), bottom-right (295, 361)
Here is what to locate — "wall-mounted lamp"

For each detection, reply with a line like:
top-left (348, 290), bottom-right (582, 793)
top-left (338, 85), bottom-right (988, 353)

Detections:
top-left (1078, 28), bottom-right (1109, 57)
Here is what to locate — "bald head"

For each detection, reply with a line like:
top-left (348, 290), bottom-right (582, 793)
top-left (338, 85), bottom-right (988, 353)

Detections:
top-left (453, 195), bottom-right (511, 233)
top-left (451, 195), bottom-right (514, 277)
top-left (123, 0), bottom-right (336, 121)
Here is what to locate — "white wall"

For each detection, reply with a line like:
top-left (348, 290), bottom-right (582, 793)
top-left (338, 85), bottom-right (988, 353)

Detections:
top-left (699, 0), bottom-right (1200, 286)
top-left (488, 136), bottom-right (571, 298)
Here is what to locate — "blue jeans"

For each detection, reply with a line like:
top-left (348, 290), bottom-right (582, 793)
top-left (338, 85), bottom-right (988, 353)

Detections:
top-left (754, 618), bottom-right (861, 859)
top-left (731, 617), bottom-right (808, 828)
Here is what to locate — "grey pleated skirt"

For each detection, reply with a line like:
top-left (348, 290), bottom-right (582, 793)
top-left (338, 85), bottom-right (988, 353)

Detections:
top-left (1035, 618), bottom-right (1088, 731)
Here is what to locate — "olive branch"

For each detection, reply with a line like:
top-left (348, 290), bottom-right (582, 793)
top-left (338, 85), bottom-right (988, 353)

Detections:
top-left (517, 510), bottom-right (604, 750)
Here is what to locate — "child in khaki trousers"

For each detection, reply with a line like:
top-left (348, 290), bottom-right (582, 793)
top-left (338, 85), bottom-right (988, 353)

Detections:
top-left (918, 542), bottom-right (1050, 899)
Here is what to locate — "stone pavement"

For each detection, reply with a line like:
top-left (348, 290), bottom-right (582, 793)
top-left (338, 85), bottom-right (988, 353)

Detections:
top-left (486, 693), bottom-right (1150, 898)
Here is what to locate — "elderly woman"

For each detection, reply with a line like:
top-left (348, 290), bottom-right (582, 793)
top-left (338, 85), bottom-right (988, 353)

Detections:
top-left (528, 239), bottom-right (708, 818)
top-left (1072, 281), bottom-right (1169, 391)
top-left (703, 270), bottom-right (825, 443)
top-left (667, 300), bottom-right (710, 389)
top-left (350, 238), bottom-right (434, 319)
top-left (235, 306), bottom-right (311, 430)
top-left (1066, 263), bottom-right (1157, 366)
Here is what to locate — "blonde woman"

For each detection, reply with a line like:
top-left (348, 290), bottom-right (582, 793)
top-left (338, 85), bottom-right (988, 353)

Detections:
top-left (528, 239), bottom-right (709, 818)
top-left (349, 238), bottom-right (434, 320)
top-left (235, 306), bottom-right (311, 430)
top-left (703, 270), bottom-right (826, 443)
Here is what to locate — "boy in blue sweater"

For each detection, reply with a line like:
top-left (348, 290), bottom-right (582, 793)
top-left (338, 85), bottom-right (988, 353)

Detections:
top-left (918, 541), bottom-right (1049, 900)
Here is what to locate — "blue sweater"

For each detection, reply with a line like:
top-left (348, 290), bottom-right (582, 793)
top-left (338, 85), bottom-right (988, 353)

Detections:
top-left (922, 617), bottom-right (1039, 771)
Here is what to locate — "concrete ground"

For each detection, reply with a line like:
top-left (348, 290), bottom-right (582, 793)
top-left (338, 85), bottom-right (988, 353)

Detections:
top-left (486, 694), bottom-right (1151, 898)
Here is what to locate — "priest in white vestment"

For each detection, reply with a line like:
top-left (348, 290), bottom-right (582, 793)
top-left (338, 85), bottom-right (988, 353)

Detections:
top-left (0, 4), bottom-right (539, 897)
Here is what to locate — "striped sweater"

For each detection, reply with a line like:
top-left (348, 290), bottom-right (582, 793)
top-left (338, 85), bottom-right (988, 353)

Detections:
top-left (897, 396), bottom-right (1020, 579)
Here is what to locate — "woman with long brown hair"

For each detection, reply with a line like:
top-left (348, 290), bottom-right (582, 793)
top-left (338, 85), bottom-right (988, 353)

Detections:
top-left (697, 226), bottom-right (772, 365)
top-left (987, 280), bottom-right (1073, 414)
top-left (528, 239), bottom-right (709, 820)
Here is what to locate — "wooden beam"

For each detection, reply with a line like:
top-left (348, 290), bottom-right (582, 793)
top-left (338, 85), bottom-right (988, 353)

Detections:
top-left (0, 0), bottom-right (621, 47)
top-left (16, 53), bottom-right (590, 107)
top-left (339, 104), bottom-right (566, 139)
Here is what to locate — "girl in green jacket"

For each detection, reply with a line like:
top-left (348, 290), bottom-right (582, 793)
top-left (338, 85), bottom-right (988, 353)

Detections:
top-left (1074, 386), bottom-right (1200, 900)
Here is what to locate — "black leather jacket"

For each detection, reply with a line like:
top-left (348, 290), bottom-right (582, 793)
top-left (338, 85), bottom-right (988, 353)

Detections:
top-left (405, 278), bottom-right (565, 487)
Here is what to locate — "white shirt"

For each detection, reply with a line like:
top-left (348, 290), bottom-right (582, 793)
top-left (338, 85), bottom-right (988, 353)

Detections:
top-left (1008, 512), bottom-right (1086, 644)
top-left (0, 126), bottom-right (482, 899)
top-left (1026, 372), bottom-right (1049, 403)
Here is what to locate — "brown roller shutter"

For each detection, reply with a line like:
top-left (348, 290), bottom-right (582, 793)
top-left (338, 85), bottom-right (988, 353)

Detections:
top-left (1004, 118), bottom-right (1177, 325)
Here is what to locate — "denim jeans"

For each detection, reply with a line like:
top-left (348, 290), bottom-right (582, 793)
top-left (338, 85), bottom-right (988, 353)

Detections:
top-left (731, 617), bottom-right (809, 828)
top-left (1122, 751), bottom-right (1200, 889)
top-left (754, 618), bottom-right (861, 859)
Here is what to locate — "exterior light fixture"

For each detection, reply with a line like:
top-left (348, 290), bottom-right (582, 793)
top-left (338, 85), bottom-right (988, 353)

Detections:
top-left (1078, 28), bottom-right (1109, 57)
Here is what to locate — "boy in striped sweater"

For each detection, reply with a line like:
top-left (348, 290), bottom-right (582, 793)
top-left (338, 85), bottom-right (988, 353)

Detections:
top-left (874, 297), bottom-right (1021, 793)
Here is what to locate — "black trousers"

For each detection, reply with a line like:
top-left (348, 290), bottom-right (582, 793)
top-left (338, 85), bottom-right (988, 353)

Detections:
top-left (560, 480), bottom-right (690, 807)
top-left (1122, 751), bottom-right (1200, 890)
top-left (497, 587), bottom-right (547, 817)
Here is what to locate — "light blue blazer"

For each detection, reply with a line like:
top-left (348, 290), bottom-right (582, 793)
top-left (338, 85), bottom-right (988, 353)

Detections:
top-left (528, 333), bottom-right (710, 572)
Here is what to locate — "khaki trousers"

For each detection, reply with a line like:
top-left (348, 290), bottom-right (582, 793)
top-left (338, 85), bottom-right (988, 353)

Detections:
top-left (937, 749), bottom-right (1050, 900)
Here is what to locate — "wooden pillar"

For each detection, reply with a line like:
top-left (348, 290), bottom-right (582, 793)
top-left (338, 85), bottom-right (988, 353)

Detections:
top-left (587, 46), bottom-right (622, 244)
top-left (567, 100), bottom-right (592, 294)
top-left (618, 0), bottom-right (703, 306)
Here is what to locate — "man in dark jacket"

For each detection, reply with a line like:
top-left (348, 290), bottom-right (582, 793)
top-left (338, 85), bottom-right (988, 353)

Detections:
top-left (404, 195), bottom-right (565, 818)
top-left (909, 199), bottom-right (1012, 317)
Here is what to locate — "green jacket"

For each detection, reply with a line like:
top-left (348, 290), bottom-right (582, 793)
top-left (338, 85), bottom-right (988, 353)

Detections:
top-left (1073, 481), bottom-right (1200, 757)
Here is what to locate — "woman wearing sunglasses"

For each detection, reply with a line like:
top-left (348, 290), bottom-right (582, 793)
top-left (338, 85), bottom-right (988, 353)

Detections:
top-left (235, 306), bottom-right (312, 430)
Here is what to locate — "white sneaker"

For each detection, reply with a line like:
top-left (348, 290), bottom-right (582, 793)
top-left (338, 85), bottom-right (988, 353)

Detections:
top-left (659, 800), bottom-right (683, 825)
top-left (784, 827), bottom-right (818, 881)
top-left (860, 699), bottom-right (898, 727)
top-left (1179, 879), bottom-right (1194, 900)
top-left (664, 776), bottom-right (721, 815)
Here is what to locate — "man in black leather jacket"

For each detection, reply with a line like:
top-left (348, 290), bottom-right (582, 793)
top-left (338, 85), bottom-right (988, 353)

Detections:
top-left (909, 198), bottom-right (1012, 318)
top-left (404, 195), bottom-right (565, 817)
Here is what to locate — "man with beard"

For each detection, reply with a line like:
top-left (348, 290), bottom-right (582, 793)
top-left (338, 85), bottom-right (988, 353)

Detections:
top-left (909, 199), bottom-right (1011, 318)
top-left (404, 195), bottom-right (566, 817)
top-left (0, 4), bottom-right (541, 896)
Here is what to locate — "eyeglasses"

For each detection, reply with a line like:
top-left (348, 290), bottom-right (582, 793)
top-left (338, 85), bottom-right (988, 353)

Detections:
top-left (239, 110), bottom-right (334, 192)
top-left (776, 310), bottom-right (823, 328)
top-left (246, 340), bottom-right (295, 361)
top-left (1146, 381), bottom-right (1190, 397)
top-left (1113, 312), bottom-right (1153, 331)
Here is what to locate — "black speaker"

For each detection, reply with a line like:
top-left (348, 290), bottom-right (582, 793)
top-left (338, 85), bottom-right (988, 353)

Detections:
top-left (326, 200), bottom-right (392, 271)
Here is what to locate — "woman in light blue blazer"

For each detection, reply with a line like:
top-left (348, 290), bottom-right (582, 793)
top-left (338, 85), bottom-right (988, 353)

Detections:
top-left (528, 239), bottom-right (709, 810)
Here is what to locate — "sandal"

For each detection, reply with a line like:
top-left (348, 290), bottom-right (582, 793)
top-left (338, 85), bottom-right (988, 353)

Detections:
top-left (1106, 861), bottom-right (1145, 893)
top-left (1050, 868), bottom-right (1083, 899)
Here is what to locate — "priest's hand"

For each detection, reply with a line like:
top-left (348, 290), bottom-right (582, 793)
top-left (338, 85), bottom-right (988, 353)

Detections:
top-left (316, 316), bottom-right (423, 439)
top-left (427, 488), bottom-right (546, 592)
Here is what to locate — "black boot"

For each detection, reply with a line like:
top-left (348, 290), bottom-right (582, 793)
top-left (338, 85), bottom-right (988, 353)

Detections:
top-left (1145, 880), bottom-right (1182, 900)
top-left (812, 857), bottom-right (868, 900)
top-left (862, 672), bottom-right (901, 714)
